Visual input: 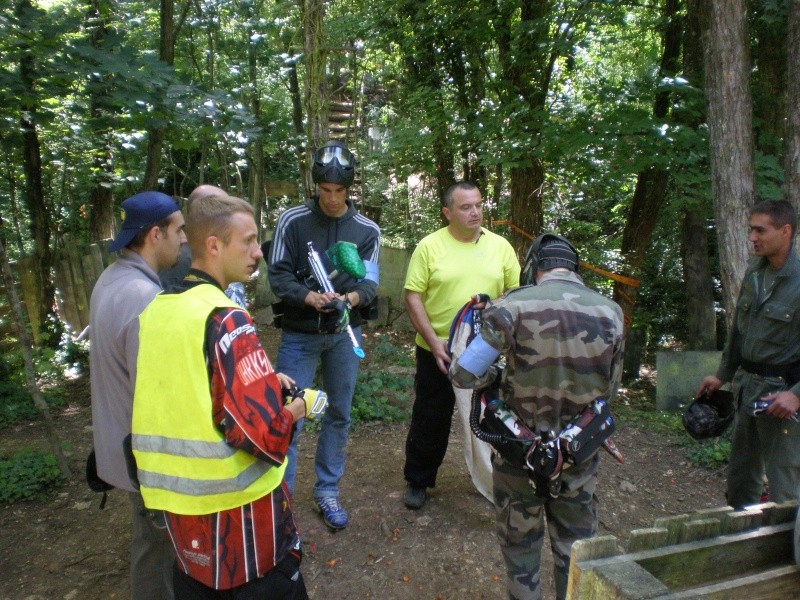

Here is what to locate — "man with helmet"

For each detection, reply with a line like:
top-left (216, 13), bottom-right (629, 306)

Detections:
top-left (402, 181), bottom-right (520, 509)
top-left (449, 233), bottom-right (624, 600)
top-left (697, 199), bottom-right (800, 510)
top-left (268, 140), bottom-right (380, 530)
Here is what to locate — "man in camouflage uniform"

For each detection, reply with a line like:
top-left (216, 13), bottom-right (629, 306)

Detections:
top-left (697, 199), bottom-right (800, 509)
top-left (450, 233), bottom-right (624, 600)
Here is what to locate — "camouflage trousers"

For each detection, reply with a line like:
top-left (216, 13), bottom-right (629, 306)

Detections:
top-left (493, 452), bottom-right (598, 600)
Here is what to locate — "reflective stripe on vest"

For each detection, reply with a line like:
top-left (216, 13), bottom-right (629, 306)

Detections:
top-left (132, 284), bottom-right (286, 515)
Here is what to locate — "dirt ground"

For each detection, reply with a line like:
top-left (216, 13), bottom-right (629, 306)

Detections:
top-left (0, 330), bottom-right (727, 600)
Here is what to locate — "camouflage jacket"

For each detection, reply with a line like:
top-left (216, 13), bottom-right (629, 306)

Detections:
top-left (450, 270), bottom-right (624, 433)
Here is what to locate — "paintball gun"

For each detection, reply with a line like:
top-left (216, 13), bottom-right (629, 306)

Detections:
top-left (307, 242), bottom-right (366, 359)
top-left (750, 398), bottom-right (800, 422)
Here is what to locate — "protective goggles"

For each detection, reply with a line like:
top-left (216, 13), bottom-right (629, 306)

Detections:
top-left (315, 145), bottom-right (354, 167)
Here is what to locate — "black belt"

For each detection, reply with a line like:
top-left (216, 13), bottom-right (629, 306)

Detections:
top-left (740, 358), bottom-right (800, 383)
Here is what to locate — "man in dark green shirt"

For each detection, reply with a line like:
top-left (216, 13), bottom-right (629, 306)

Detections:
top-left (698, 199), bottom-right (800, 509)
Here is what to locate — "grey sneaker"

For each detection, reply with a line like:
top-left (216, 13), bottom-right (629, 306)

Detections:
top-left (404, 486), bottom-right (427, 510)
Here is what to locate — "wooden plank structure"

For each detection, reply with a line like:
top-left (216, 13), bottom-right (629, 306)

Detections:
top-left (52, 240), bottom-right (111, 334)
top-left (567, 500), bottom-right (799, 599)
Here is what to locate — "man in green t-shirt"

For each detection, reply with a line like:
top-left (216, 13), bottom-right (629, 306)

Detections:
top-left (403, 181), bottom-right (520, 509)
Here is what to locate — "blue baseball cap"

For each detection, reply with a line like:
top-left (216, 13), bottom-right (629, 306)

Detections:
top-left (109, 192), bottom-right (179, 252)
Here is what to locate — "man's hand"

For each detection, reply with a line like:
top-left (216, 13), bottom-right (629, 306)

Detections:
top-left (431, 338), bottom-right (451, 375)
top-left (696, 375), bottom-right (723, 399)
top-left (304, 290), bottom-right (339, 312)
top-left (298, 388), bottom-right (328, 419)
top-left (284, 387), bottom-right (328, 422)
top-left (321, 297), bottom-right (350, 317)
top-left (285, 398), bottom-right (306, 423)
top-left (276, 372), bottom-right (296, 391)
top-left (277, 373), bottom-right (306, 423)
top-left (470, 293), bottom-right (491, 310)
top-left (763, 390), bottom-right (800, 420)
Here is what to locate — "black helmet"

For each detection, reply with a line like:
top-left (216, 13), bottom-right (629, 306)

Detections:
top-left (682, 389), bottom-right (735, 440)
top-left (311, 140), bottom-right (355, 187)
top-left (521, 233), bottom-right (579, 285)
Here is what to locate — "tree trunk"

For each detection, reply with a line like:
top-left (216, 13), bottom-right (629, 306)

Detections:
top-left (509, 164), bottom-right (543, 254)
top-left (304, 0), bottom-right (328, 192)
top-left (787, 0), bottom-right (800, 208)
top-left (87, 0), bottom-right (115, 242)
top-left (17, 0), bottom-right (56, 344)
top-left (142, 0), bottom-right (175, 190)
top-left (2, 151), bottom-right (26, 254)
top-left (613, 168), bottom-right (671, 324)
top-left (679, 0), bottom-right (717, 350)
top-left (681, 208), bottom-right (717, 349)
top-left (287, 60), bottom-right (308, 197)
top-left (493, 0), bottom-right (550, 254)
top-left (0, 214), bottom-right (71, 477)
top-left (432, 120), bottom-right (454, 205)
top-left (612, 0), bottom-right (682, 329)
top-left (701, 0), bottom-right (755, 317)
top-left (751, 0), bottom-right (787, 158)
top-left (246, 2), bottom-right (266, 234)
top-left (399, 22), bottom-right (454, 206)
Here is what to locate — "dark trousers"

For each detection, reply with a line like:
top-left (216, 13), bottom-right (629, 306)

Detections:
top-left (173, 554), bottom-right (309, 600)
top-left (404, 345), bottom-right (456, 488)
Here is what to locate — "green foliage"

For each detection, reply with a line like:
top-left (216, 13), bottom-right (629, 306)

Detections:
top-left (0, 449), bottom-right (63, 503)
top-left (0, 0), bottom-right (791, 352)
top-left (305, 334), bottom-right (414, 430)
top-left (0, 384), bottom-right (65, 428)
top-left (54, 334), bottom-right (90, 377)
top-left (0, 377), bottom-right (34, 427)
top-left (352, 333), bottom-right (413, 423)
top-left (0, 348), bottom-right (68, 428)
top-left (683, 436), bottom-right (731, 470)
top-left (369, 333), bottom-right (415, 368)
top-left (351, 369), bottom-right (412, 423)
top-left (614, 398), bottom-right (684, 436)
top-left (616, 378), bottom-right (731, 470)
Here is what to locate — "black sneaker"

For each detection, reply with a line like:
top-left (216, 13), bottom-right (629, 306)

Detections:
top-left (404, 486), bottom-right (427, 510)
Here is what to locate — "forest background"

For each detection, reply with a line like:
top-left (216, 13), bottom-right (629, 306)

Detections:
top-left (0, 0), bottom-right (799, 484)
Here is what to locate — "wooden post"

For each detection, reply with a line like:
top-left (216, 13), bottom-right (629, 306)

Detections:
top-left (566, 535), bottom-right (619, 599)
top-left (66, 244), bottom-right (90, 331)
top-left (627, 527), bottom-right (669, 553)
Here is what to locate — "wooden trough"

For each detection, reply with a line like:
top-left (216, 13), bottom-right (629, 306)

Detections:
top-left (567, 500), bottom-right (800, 599)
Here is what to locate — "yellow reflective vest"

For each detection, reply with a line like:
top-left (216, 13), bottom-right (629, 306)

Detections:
top-left (132, 283), bottom-right (286, 515)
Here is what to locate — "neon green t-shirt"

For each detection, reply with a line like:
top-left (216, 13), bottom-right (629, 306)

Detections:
top-left (404, 227), bottom-right (520, 350)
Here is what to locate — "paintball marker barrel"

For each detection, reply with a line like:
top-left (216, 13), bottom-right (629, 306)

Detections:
top-left (307, 242), bottom-right (365, 359)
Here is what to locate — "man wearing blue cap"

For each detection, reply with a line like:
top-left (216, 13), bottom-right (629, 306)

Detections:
top-left (89, 191), bottom-right (185, 599)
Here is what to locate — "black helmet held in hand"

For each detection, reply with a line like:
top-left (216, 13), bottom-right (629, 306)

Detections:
top-left (311, 140), bottom-right (355, 187)
top-left (683, 389), bottom-right (735, 440)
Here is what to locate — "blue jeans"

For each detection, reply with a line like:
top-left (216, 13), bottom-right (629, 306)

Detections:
top-left (276, 327), bottom-right (362, 499)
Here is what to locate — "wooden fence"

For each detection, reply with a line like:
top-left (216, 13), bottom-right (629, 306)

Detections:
top-left (53, 241), bottom-right (113, 334)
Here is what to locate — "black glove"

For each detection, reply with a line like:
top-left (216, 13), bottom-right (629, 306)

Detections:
top-left (321, 298), bottom-right (350, 333)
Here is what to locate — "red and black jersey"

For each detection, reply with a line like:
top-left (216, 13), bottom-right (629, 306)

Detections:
top-left (164, 272), bottom-right (300, 590)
